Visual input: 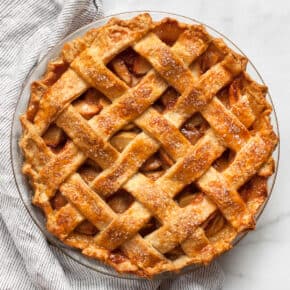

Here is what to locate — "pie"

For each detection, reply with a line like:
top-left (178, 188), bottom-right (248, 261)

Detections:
top-left (19, 13), bottom-right (278, 277)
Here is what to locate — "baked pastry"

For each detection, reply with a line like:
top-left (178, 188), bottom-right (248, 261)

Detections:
top-left (20, 13), bottom-right (278, 277)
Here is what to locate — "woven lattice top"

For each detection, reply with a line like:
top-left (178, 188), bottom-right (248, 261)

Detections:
top-left (20, 13), bottom-right (278, 277)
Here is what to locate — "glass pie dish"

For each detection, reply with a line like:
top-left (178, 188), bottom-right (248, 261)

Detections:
top-left (10, 11), bottom-right (280, 280)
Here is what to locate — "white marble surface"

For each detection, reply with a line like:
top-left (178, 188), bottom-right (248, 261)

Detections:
top-left (103, 1), bottom-right (290, 289)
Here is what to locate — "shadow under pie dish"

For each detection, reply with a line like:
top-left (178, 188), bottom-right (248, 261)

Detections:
top-left (16, 12), bottom-right (279, 278)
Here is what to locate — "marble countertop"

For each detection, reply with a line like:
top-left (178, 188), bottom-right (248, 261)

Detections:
top-left (103, 1), bottom-right (289, 289)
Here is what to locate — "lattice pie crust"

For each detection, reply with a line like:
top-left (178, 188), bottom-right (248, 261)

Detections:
top-left (20, 14), bottom-right (278, 277)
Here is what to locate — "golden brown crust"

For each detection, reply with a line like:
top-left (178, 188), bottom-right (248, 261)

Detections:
top-left (19, 13), bottom-right (278, 277)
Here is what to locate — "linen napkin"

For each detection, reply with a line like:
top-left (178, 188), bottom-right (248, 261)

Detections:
top-left (0, 0), bottom-right (224, 289)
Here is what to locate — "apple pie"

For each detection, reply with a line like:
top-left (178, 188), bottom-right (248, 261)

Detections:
top-left (20, 13), bottom-right (278, 277)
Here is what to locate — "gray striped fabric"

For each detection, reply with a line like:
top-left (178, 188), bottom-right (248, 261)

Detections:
top-left (0, 1), bottom-right (224, 289)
